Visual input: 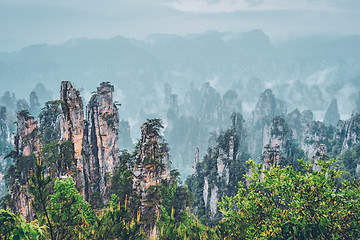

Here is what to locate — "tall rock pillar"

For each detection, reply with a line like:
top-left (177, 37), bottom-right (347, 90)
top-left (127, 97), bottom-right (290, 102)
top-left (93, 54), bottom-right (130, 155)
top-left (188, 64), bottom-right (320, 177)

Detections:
top-left (60, 81), bottom-right (85, 192)
top-left (83, 82), bottom-right (120, 202)
top-left (11, 110), bottom-right (41, 221)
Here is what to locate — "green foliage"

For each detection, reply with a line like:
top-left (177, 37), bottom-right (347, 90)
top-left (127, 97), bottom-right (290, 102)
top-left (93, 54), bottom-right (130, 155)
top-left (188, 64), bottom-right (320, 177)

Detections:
top-left (48, 177), bottom-right (95, 239)
top-left (160, 170), bottom-right (191, 222)
top-left (28, 156), bottom-right (54, 239)
top-left (29, 155), bottom-right (145, 240)
top-left (38, 100), bottom-right (62, 144)
top-left (143, 119), bottom-right (164, 137)
top-left (17, 110), bottom-right (32, 120)
top-left (337, 142), bottom-right (360, 181)
top-left (139, 118), bottom-right (169, 168)
top-left (219, 160), bottom-right (360, 239)
top-left (87, 194), bottom-right (145, 240)
top-left (0, 209), bottom-right (45, 240)
top-left (186, 128), bottom-right (248, 225)
top-left (157, 207), bottom-right (219, 240)
top-left (5, 152), bottom-right (36, 186)
top-left (42, 140), bottom-right (76, 178)
top-left (110, 150), bottom-right (135, 210)
top-left (155, 170), bottom-right (204, 239)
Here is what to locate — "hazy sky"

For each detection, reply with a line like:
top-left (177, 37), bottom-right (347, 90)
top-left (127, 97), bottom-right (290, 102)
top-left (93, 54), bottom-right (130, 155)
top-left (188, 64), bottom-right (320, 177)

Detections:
top-left (1, 0), bottom-right (360, 46)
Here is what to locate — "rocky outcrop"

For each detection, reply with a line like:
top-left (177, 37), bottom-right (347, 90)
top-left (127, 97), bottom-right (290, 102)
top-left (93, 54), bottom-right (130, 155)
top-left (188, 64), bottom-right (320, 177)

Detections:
top-left (133, 120), bottom-right (170, 197)
top-left (221, 90), bottom-right (242, 129)
top-left (263, 116), bottom-right (292, 166)
top-left (0, 107), bottom-right (14, 198)
top-left (4, 81), bottom-right (123, 218)
top-left (313, 144), bottom-right (327, 172)
top-left (60, 81), bottom-right (85, 192)
top-left (301, 121), bottom-right (333, 159)
top-left (0, 107), bottom-right (13, 146)
top-left (11, 110), bottom-right (41, 221)
top-left (192, 147), bottom-right (199, 174)
top-left (335, 113), bottom-right (360, 153)
top-left (286, 109), bottom-right (313, 141)
top-left (249, 89), bottom-right (287, 159)
top-left (199, 82), bottom-right (221, 126)
top-left (60, 81), bottom-right (84, 159)
top-left (324, 99), bottom-right (340, 127)
top-left (251, 89), bottom-right (287, 124)
top-left (132, 119), bottom-right (170, 235)
top-left (231, 113), bottom-right (247, 155)
top-left (83, 82), bottom-right (120, 202)
top-left (187, 114), bottom-right (249, 223)
top-left (14, 110), bottom-right (41, 157)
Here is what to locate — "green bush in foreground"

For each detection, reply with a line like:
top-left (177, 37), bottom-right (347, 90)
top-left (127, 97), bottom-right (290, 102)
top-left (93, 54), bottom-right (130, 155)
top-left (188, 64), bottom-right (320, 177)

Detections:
top-left (2, 158), bottom-right (360, 239)
top-left (218, 159), bottom-right (360, 239)
top-left (0, 209), bottom-right (44, 239)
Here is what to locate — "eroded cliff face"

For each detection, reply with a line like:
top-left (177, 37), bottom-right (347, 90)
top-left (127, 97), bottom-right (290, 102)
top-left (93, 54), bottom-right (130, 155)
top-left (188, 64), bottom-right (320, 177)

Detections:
top-left (221, 90), bottom-right (242, 129)
top-left (231, 113), bottom-right (247, 155)
top-left (0, 107), bottom-right (12, 142)
top-left (83, 82), bottom-right (120, 202)
top-left (313, 144), bottom-right (327, 172)
top-left (15, 111), bottom-right (41, 157)
top-left (249, 89), bottom-right (287, 159)
top-left (187, 113), bottom-right (248, 223)
top-left (262, 116), bottom-right (292, 168)
top-left (286, 109), bottom-right (313, 141)
top-left (60, 81), bottom-right (84, 159)
top-left (133, 121), bottom-right (170, 199)
top-left (60, 81), bottom-right (85, 192)
top-left (336, 113), bottom-right (360, 153)
top-left (192, 147), bottom-right (200, 175)
top-left (6, 81), bottom-right (122, 218)
top-left (301, 121), bottom-right (333, 159)
top-left (0, 107), bottom-right (14, 198)
top-left (11, 110), bottom-right (41, 221)
top-left (132, 120), bottom-right (170, 236)
top-left (251, 89), bottom-right (287, 124)
top-left (199, 83), bottom-right (221, 126)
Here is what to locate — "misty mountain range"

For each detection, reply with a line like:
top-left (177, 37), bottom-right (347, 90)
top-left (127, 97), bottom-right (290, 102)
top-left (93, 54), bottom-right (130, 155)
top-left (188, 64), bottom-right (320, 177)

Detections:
top-left (1, 29), bottom-right (360, 141)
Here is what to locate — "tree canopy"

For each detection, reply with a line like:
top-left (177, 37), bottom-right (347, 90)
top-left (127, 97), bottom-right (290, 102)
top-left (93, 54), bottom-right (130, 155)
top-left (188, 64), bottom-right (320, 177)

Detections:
top-left (218, 159), bottom-right (360, 239)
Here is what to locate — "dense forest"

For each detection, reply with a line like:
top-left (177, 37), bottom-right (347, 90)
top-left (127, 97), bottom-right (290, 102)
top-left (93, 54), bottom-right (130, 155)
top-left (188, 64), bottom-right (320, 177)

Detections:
top-left (1, 81), bottom-right (360, 239)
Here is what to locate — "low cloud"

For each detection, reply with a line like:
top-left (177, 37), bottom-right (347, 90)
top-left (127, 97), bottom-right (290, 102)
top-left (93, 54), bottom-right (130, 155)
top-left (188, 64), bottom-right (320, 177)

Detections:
top-left (167, 0), bottom-right (335, 13)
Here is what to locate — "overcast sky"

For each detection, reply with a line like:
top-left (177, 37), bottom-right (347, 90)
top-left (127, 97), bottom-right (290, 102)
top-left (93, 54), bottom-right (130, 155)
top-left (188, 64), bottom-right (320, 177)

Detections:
top-left (1, 0), bottom-right (360, 46)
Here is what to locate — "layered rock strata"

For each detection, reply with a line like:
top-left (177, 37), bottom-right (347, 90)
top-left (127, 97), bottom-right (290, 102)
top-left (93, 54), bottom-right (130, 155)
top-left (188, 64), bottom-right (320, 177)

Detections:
top-left (83, 82), bottom-right (120, 202)
top-left (60, 81), bottom-right (85, 192)
top-left (12, 110), bottom-right (41, 220)
top-left (336, 113), bottom-right (360, 153)
top-left (132, 120), bottom-right (170, 236)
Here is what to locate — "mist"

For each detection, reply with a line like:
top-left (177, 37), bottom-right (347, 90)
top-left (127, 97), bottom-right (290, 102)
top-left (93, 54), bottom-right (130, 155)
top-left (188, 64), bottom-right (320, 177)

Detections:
top-left (1, 0), bottom-right (360, 178)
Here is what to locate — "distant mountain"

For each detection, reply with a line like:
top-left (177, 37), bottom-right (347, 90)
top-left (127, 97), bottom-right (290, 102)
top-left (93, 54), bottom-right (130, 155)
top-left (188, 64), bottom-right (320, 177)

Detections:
top-left (0, 29), bottom-right (360, 141)
top-left (277, 35), bottom-right (360, 59)
top-left (0, 39), bottom-right (28, 52)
